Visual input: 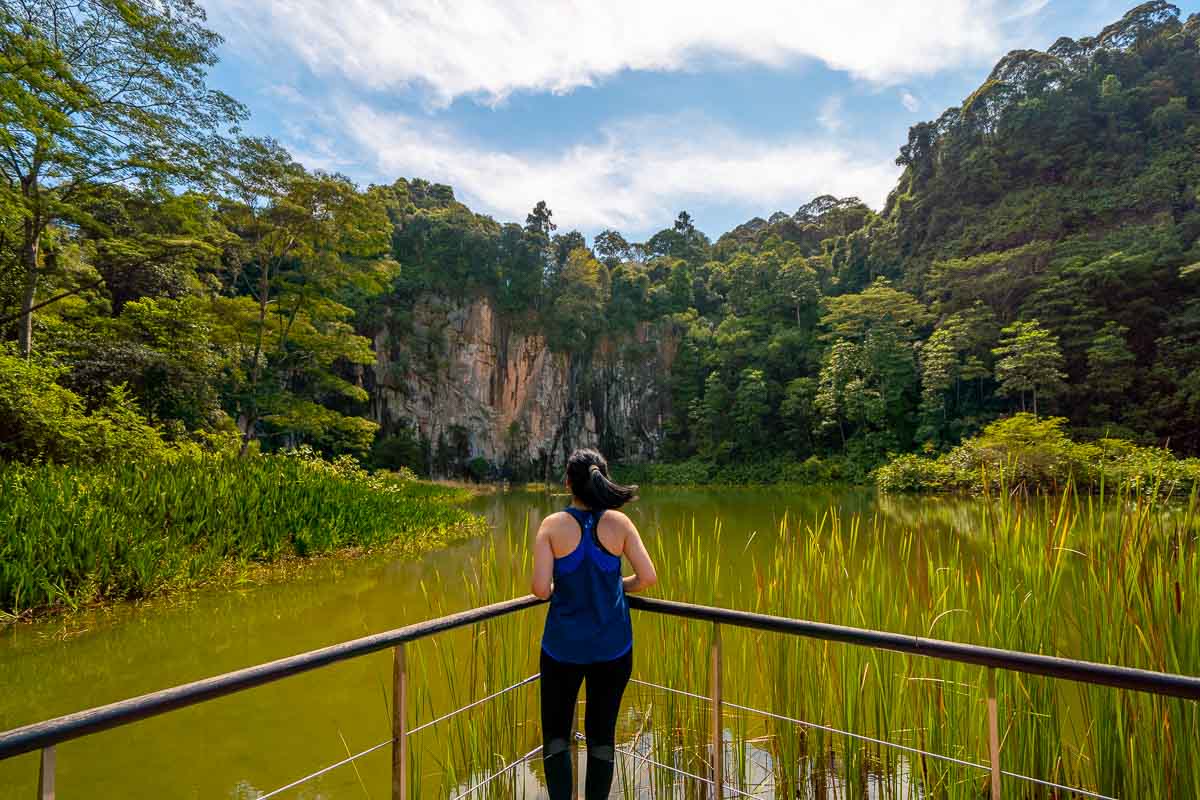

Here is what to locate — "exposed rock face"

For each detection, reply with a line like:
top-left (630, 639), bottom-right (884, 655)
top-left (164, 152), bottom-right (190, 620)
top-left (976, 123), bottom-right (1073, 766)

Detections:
top-left (368, 295), bottom-right (675, 473)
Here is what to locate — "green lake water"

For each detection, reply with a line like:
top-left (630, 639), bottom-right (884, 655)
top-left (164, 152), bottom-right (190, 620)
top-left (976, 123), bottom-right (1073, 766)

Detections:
top-left (0, 486), bottom-right (1181, 798)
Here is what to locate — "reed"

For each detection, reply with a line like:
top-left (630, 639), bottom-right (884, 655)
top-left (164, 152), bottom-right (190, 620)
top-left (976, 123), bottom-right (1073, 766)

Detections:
top-left (419, 485), bottom-right (1198, 798)
top-left (0, 454), bottom-right (485, 618)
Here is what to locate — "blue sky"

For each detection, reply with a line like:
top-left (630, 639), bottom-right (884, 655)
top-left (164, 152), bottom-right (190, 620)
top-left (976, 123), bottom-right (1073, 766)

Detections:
top-left (201, 0), bottom-right (1199, 242)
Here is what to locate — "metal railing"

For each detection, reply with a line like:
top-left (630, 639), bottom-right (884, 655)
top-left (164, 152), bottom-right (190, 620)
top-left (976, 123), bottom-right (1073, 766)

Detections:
top-left (2, 594), bottom-right (1198, 799)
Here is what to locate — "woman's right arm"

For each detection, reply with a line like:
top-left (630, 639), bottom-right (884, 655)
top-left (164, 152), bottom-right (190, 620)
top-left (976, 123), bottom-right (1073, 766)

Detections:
top-left (620, 516), bottom-right (657, 593)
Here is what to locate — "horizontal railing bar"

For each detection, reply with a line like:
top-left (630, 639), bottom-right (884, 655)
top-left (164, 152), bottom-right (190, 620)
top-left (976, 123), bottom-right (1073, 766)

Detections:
top-left (612, 744), bottom-right (764, 799)
top-left (447, 744), bottom-right (542, 800)
top-left (721, 699), bottom-right (1118, 800)
top-left (253, 672), bottom-right (541, 798)
top-left (628, 596), bottom-right (1200, 700)
top-left (0, 595), bottom-right (546, 760)
top-left (407, 673), bottom-right (540, 736)
top-left (634, 676), bottom-right (1118, 799)
top-left (256, 738), bottom-right (392, 800)
top-left (630, 677), bottom-right (711, 703)
top-left (631, 677), bottom-right (988, 772)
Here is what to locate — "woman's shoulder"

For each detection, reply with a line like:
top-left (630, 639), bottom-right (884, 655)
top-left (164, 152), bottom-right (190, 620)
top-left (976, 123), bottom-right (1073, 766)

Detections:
top-left (540, 510), bottom-right (586, 534)
top-left (598, 508), bottom-right (635, 529)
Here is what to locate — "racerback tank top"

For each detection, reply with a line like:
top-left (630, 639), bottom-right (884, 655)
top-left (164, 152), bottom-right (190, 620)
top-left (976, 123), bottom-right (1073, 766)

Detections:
top-left (540, 507), bottom-right (633, 664)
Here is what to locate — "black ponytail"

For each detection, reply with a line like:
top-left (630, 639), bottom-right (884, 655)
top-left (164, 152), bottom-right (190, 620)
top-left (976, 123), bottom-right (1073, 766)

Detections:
top-left (565, 448), bottom-right (638, 510)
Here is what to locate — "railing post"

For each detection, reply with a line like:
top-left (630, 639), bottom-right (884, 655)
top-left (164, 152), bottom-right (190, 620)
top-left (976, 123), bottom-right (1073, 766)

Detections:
top-left (37, 746), bottom-right (54, 800)
top-left (710, 622), bottom-right (723, 799)
top-left (987, 668), bottom-right (1001, 800)
top-left (392, 644), bottom-right (409, 800)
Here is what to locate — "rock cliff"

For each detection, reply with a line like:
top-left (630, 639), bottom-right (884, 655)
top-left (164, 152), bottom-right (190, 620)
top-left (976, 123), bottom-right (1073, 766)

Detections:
top-left (367, 294), bottom-right (676, 475)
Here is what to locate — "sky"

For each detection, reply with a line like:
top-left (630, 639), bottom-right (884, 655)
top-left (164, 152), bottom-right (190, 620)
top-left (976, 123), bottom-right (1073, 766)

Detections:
top-left (200, 0), bottom-right (1200, 242)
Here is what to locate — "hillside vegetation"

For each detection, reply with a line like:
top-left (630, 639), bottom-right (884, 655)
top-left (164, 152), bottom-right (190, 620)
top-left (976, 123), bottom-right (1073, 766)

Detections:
top-left (2, 2), bottom-right (1198, 481)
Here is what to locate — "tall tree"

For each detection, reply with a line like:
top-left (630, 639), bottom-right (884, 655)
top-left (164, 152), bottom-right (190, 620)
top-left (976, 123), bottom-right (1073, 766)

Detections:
top-left (1086, 322), bottom-right (1136, 418)
top-left (992, 319), bottom-right (1066, 417)
top-left (732, 367), bottom-right (771, 452)
top-left (0, 0), bottom-right (244, 355)
top-left (593, 229), bottom-right (631, 268)
top-left (544, 247), bottom-right (609, 353)
top-left (218, 138), bottom-right (398, 453)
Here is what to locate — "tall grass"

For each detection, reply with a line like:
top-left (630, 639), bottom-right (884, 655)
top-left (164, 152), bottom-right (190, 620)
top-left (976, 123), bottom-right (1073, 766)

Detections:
top-left (0, 453), bottom-right (485, 617)
top-left (416, 486), bottom-right (1198, 798)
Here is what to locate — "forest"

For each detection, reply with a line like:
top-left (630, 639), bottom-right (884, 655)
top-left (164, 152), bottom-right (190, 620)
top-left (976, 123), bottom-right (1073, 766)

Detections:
top-left (2, 1), bottom-right (1200, 485)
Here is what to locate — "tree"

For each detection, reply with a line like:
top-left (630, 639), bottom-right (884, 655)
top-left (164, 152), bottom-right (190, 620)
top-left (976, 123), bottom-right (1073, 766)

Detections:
top-left (732, 368), bottom-right (770, 452)
top-left (919, 304), bottom-right (997, 440)
top-left (0, 0), bottom-right (245, 356)
top-left (593, 229), bottom-right (630, 267)
top-left (815, 339), bottom-right (862, 449)
top-left (780, 376), bottom-right (817, 454)
top-left (1086, 321), bottom-right (1135, 417)
top-left (691, 371), bottom-right (731, 459)
top-left (992, 319), bottom-right (1066, 417)
top-left (549, 229), bottom-right (586, 287)
top-left (524, 200), bottom-right (556, 238)
top-left (776, 254), bottom-right (820, 328)
top-left (646, 211), bottom-right (711, 264)
top-left (218, 139), bottom-right (398, 453)
top-left (821, 279), bottom-right (931, 343)
top-left (543, 247), bottom-right (608, 353)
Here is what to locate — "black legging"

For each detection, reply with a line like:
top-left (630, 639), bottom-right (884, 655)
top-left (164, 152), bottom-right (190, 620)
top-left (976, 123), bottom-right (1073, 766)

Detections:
top-left (540, 647), bottom-right (633, 800)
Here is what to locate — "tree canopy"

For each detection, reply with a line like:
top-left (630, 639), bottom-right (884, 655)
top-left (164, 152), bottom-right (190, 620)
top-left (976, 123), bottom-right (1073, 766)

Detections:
top-left (3, 2), bottom-right (1199, 475)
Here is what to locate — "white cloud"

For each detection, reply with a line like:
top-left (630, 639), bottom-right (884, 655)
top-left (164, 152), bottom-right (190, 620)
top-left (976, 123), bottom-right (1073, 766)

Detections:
top-left (263, 83), bottom-right (304, 104)
top-left (900, 90), bottom-right (921, 112)
top-left (334, 106), bottom-right (900, 234)
top-left (818, 96), bottom-right (845, 134)
top-left (207, 0), bottom-right (1050, 105)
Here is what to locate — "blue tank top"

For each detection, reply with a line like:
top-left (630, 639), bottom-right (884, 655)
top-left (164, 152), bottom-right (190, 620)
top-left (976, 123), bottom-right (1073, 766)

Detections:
top-left (540, 507), bottom-right (633, 664)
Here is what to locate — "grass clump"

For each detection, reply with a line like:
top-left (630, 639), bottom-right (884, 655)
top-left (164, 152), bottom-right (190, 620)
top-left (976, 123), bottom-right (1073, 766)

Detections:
top-left (420, 485), bottom-right (1198, 799)
top-left (0, 448), bottom-right (485, 618)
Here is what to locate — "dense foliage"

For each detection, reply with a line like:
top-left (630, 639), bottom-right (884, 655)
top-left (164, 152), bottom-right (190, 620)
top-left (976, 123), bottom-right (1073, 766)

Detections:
top-left (875, 413), bottom-right (1200, 494)
top-left (2, 3), bottom-right (1199, 480)
top-left (366, 3), bottom-right (1200, 479)
top-left (651, 2), bottom-right (1200, 469)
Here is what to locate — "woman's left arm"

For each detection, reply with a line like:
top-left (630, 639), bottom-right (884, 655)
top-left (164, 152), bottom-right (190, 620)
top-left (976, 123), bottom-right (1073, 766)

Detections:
top-left (531, 518), bottom-right (555, 600)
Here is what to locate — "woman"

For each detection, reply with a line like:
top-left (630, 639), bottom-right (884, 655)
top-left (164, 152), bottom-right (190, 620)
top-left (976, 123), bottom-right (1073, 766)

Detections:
top-left (531, 448), bottom-right (657, 800)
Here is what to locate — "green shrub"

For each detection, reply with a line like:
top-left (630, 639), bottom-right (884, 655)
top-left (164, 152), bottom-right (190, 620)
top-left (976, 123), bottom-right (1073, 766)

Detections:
top-left (876, 413), bottom-right (1200, 495)
top-left (0, 352), bottom-right (168, 465)
top-left (368, 425), bottom-right (427, 474)
top-left (874, 453), bottom-right (955, 493)
top-left (466, 456), bottom-right (492, 481)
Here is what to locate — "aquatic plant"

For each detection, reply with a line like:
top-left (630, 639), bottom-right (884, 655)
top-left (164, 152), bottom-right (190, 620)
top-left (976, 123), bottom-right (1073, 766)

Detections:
top-left (422, 485), bottom-right (1198, 798)
top-left (0, 454), bottom-right (485, 617)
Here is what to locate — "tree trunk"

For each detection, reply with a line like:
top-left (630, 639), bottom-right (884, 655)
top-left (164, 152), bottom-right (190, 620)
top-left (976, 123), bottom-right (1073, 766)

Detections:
top-left (237, 413), bottom-right (257, 456)
top-left (17, 218), bottom-right (40, 358)
top-left (240, 265), bottom-right (272, 455)
top-left (1033, 387), bottom-right (1039, 419)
